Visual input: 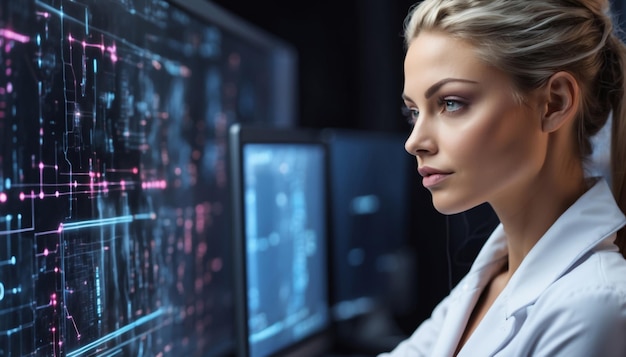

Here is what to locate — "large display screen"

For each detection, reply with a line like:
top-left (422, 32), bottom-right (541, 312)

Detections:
top-left (0, 0), bottom-right (296, 356)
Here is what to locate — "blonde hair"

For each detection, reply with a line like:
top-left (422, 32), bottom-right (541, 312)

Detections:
top-left (404, 0), bottom-right (626, 256)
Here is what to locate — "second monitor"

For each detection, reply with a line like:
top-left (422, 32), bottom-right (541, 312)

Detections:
top-left (229, 123), bottom-right (333, 357)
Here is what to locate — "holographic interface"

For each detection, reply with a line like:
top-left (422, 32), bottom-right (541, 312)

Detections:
top-left (0, 0), bottom-right (292, 356)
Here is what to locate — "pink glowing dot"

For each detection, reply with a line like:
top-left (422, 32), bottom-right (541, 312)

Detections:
top-left (51, 293), bottom-right (56, 299)
top-left (39, 162), bottom-right (44, 169)
top-left (132, 167), bottom-right (138, 174)
top-left (39, 191), bottom-right (44, 199)
top-left (58, 223), bottom-right (64, 233)
top-left (73, 181), bottom-right (78, 188)
top-left (0, 192), bottom-right (6, 203)
top-left (19, 192), bottom-right (25, 201)
top-left (51, 327), bottom-right (56, 332)
top-left (55, 191), bottom-right (59, 197)
top-left (6, 82), bottom-right (12, 93)
top-left (89, 171), bottom-right (94, 178)
top-left (141, 182), bottom-right (146, 189)
top-left (211, 258), bottom-right (223, 272)
top-left (68, 34), bottom-right (73, 42)
top-left (54, 267), bottom-right (59, 272)
top-left (43, 248), bottom-right (49, 256)
top-left (39, 128), bottom-right (43, 136)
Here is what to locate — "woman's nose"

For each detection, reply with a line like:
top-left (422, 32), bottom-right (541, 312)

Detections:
top-left (404, 119), bottom-right (436, 156)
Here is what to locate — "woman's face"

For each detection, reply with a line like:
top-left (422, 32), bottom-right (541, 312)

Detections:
top-left (403, 31), bottom-right (548, 214)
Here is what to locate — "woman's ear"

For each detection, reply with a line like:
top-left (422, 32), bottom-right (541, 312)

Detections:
top-left (541, 71), bottom-right (580, 133)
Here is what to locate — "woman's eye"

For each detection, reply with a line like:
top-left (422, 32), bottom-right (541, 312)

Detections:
top-left (401, 106), bottom-right (419, 125)
top-left (441, 99), bottom-right (464, 113)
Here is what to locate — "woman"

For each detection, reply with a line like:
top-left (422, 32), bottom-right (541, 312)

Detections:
top-left (381, 0), bottom-right (626, 356)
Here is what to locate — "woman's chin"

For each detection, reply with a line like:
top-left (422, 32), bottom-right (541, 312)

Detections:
top-left (431, 197), bottom-right (477, 215)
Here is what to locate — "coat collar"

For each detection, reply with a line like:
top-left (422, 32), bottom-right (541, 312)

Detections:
top-left (453, 179), bottom-right (626, 356)
top-left (471, 178), bottom-right (626, 318)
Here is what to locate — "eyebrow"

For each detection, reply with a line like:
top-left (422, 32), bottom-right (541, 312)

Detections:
top-left (402, 78), bottom-right (479, 102)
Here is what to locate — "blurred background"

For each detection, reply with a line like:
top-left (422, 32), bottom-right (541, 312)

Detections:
top-left (211, 0), bottom-right (416, 133)
top-left (207, 0), bottom-right (626, 334)
top-left (208, 0), bottom-right (499, 336)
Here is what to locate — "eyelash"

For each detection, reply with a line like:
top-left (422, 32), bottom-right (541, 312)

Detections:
top-left (402, 97), bottom-right (467, 126)
top-left (401, 106), bottom-right (419, 126)
top-left (438, 98), bottom-right (465, 113)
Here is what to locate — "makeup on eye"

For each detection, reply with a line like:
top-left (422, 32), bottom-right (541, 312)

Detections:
top-left (437, 97), bottom-right (467, 114)
top-left (401, 95), bottom-right (467, 125)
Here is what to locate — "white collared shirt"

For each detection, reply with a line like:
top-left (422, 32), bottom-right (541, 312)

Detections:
top-left (379, 179), bottom-right (626, 357)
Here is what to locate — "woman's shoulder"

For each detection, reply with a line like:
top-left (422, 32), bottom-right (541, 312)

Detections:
top-left (516, 252), bottom-right (626, 357)
top-left (536, 249), bottom-right (626, 312)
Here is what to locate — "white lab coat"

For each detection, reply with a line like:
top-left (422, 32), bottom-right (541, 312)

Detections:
top-left (379, 179), bottom-right (626, 357)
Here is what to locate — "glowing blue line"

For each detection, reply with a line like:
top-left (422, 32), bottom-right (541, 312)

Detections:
top-left (66, 308), bottom-right (166, 357)
top-left (62, 216), bottom-right (133, 231)
top-left (133, 213), bottom-right (154, 220)
top-left (0, 227), bottom-right (34, 236)
top-left (61, 213), bottom-right (154, 232)
top-left (0, 256), bottom-right (16, 266)
top-left (250, 321), bottom-right (284, 344)
top-left (84, 7), bottom-right (88, 35)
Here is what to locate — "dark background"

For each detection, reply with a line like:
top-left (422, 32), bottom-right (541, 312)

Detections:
top-left (208, 0), bottom-right (626, 336)
top-left (208, 1), bottom-right (454, 335)
top-left (209, 0), bottom-right (416, 133)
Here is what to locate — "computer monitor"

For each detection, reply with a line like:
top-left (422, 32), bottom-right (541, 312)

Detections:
top-left (322, 129), bottom-right (414, 318)
top-left (0, 1), bottom-right (296, 356)
top-left (322, 129), bottom-right (415, 353)
top-left (229, 123), bottom-right (333, 357)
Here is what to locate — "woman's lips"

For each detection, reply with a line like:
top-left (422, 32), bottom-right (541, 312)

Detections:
top-left (421, 173), bottom-right (451, 188)
top-left (418, 167), bottom-right (452, 188)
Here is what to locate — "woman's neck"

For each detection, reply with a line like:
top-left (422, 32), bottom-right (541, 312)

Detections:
top-left (491, 163), bottom-right (588, 275)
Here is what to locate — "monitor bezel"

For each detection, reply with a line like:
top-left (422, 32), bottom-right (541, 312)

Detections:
top-left (228, 123), bottom-right (334, 357)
